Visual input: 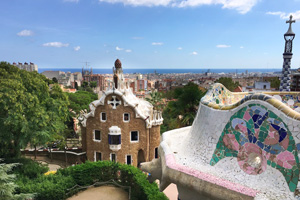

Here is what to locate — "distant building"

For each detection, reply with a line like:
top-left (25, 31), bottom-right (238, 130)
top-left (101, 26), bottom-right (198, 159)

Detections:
top-left (254, 81), bottom-right (271, 90)
top-left (79, 59), bottom-right (163, 167)
top-left (42, 71), bottom-right (83, 87)
top-left (42, 70), bottom-right (64, 80)
top-left (82, 67), bottom-right (105, 91)
top-left (13, 62), bottom-right (38, 72)
top-left (130, 79), bottom-right (148, 93)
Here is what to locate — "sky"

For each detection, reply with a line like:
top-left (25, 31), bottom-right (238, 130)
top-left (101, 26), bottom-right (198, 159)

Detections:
top-left (1, 0), bottom-right (300, 69)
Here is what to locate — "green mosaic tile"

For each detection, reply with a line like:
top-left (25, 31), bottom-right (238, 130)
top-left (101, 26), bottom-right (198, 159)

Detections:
top-left (292, 176), bottom-right (298, 184)
top-left (289, 181), bottom-right (297, 192)
top-left (285, 176), bottom-right (291, 182)
top-left (268, 112), bottom-right (277, 119)
top-left (267, 160), bottom-right (271, 165)
top-left (271, 162), bottom-right (276, 168)
top-left (292, 165), bottom-right (298, 171)
top-left (288, 146), bottom-right (293, 151)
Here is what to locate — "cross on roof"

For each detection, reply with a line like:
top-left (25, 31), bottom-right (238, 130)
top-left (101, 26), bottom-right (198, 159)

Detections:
top-left (108, 96), bottom-right (121, 109)
top-left (286, 15), bottom-right (296, 27)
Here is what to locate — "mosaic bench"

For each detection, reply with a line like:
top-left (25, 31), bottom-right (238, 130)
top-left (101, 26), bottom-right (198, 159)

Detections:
top-left (141, 83), bottom-right (300, 200)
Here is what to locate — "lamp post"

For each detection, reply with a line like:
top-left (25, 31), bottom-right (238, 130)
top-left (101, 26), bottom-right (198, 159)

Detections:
top-left (280, 15), bottom-right (296, 91)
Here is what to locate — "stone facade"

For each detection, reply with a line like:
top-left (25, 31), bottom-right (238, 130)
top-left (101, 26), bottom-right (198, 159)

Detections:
top-left (80, 59), bottom-right (163, 167)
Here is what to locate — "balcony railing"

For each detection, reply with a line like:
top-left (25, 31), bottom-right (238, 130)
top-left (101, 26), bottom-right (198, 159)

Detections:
top-left (109, 144), bottom-right (121, 151)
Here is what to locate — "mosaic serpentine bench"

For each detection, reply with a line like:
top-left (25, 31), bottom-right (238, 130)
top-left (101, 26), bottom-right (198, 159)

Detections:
top-left (141, 83), bottom-right (300, 200)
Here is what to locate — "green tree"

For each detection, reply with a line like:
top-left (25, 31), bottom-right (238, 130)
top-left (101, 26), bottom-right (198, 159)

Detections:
top-left (0, 62), bottom-right (69, 158)
top-left (269, 77), bottom-right (280, 90)
top-left (161, 82), bottom-right (206, 132)
top-left (145, 91), bottom-right (163, 111)
top-left (215, 77), bottom-right (240, 91)
top-left (0, 160), bottom-right (33, 200)
top-left (67, 90), bottom-right (98, 114)
top-left (52, 77), bottom-right (58, 83)
top-left (89, 81), bottom-right (97, 88)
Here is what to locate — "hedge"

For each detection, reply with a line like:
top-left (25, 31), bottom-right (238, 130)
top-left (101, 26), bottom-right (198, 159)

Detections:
top-left (60, 161), bottom-right (168, 200)
top-left (16, 160), bottom-right (168, 200)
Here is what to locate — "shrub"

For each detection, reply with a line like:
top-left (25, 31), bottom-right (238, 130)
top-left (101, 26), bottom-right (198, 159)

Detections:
top-left (15, 160), bottom-right (167, 200)
top-left (17, 172), bottom-right (75, 200)
top-left (60, 161), bottom-right (168, 200)
top-left (5, 158), bottom-right (48, 179)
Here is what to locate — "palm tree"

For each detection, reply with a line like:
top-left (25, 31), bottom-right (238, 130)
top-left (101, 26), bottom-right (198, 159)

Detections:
top-left (145, 91), bottom-right (163, 111)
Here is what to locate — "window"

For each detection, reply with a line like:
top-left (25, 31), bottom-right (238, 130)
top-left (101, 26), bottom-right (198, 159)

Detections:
top-left (155, 147), bottom-right (159, 159)
top-left (126, 155), bottom-right (132, 165)
top-left (130, 131), bottom-right (139, 142)
top-left (109, 135), bottom-right (121, 145)
top-left (101, 112), bottom-right (106, 122)
top-left (123, 113), bottom-right (130, 122)
top-left (94, 130), bottom-right (101, 141)
top-left (111, 153), bottom-right (116, 162)
top-left (95, 152), bottom-right (102, 161)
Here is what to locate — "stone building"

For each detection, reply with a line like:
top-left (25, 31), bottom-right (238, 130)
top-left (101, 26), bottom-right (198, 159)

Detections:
top-left (80, 59), bottom-right (163, 167)
top-left (13, 62), bottom-right (38, 72)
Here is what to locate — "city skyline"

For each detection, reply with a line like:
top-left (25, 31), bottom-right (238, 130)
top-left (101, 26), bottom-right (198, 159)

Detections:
top-left (1, 0), bottom-right (300, 69)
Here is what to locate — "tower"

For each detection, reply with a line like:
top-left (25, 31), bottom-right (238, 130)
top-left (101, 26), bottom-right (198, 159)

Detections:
top-left (113, 59), bottom-right (124, 89)
top-left (280, 15), bottom-right (296, 91)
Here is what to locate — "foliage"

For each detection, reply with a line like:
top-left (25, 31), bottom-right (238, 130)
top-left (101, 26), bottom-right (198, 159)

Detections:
top-left (0, 159), bottom-right (33, 200)
top-left (269, 77), bottom-right (280, 90)
top-left (0, 62), bottom-right (69, 157)
top-left (89, 81), bottom-right (97, 88)
top-left (145, 91), bottom-right (163, 110)
top-left (17, 172), bottom-right (75, 200)
top-left (52, 77), bottom-right (58, 83)
top-left (60, 161), bottom-right (167, 200)
top-left (5, 158), bottom-right (48, 179)
top-left (161, 82), bottom-right (206, 133)
top-left (215, 77), bottom-right (240, 91)
top-left (15, 160), bottom-right (166, 200)
top-left (67, 90), bottom-right (98, 114)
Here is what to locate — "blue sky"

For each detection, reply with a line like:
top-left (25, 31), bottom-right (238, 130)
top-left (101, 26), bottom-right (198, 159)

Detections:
top-left (1, 0), bottom-right (300, 69)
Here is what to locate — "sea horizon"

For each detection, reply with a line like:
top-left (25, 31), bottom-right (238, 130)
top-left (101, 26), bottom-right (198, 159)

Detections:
top-left (38, 68), bottom-right (283, 74)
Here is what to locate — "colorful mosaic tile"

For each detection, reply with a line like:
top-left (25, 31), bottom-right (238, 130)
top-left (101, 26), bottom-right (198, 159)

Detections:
top-left (210, 104), bottom-right (300, 192)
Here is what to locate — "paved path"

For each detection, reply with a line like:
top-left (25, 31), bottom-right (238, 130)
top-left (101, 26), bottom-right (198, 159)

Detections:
top-left (163, 184), bottom-right (178, 200)
top-left (67, 186), bottom-right (129, 200)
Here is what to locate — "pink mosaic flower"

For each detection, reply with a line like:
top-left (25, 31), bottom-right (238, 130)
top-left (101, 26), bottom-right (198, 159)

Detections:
top-left (237, 143), bottom-right (267, 175)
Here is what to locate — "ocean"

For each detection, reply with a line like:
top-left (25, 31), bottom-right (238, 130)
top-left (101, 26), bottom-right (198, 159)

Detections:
top-left (38, 68), bottom-right (282, 74)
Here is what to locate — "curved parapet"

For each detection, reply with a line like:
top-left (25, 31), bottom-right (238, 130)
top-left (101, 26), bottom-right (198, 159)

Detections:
top-left (142, 83), bottom-right (300, 200)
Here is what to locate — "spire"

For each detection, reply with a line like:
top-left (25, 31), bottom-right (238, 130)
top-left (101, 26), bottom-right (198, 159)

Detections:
top-left (279, 15), bottom-right (296, 91)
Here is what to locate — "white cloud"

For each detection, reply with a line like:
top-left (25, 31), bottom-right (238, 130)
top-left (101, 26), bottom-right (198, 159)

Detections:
top-left (177, 47), bottom-right (182, 50)
top-left (152, 42), bottom-right (163, 46)
top-left (116, 46), bottom-right (123, 51)
top-left (191, 51), bottom-right (198, 55)
top-left (266, 10), bottom-right (300, 20)
top-left (43, 42), bottom-right (69, 47)
top-left (17, 30), bottom-right (34, 36)
top-left (99, 0), bottom-right (171, 7)
top-left (216, 44), bottom-right (231, 48)
top-left (240, 46), bottom-right (244, 49)
top-left (132, 36), bottom-right (143, 40)
top-left (74, 46), bottom-right (80, 51)
top-left (125, 49), bottom-right (132, 52)
top-left (98, 0), bottom-right (258, 14)
top-left (64, 0), bottom-right (79, 3)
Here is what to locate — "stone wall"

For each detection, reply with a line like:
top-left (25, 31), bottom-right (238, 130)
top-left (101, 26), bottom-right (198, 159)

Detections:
top-left (83, 93), bottom-right (160, 167)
